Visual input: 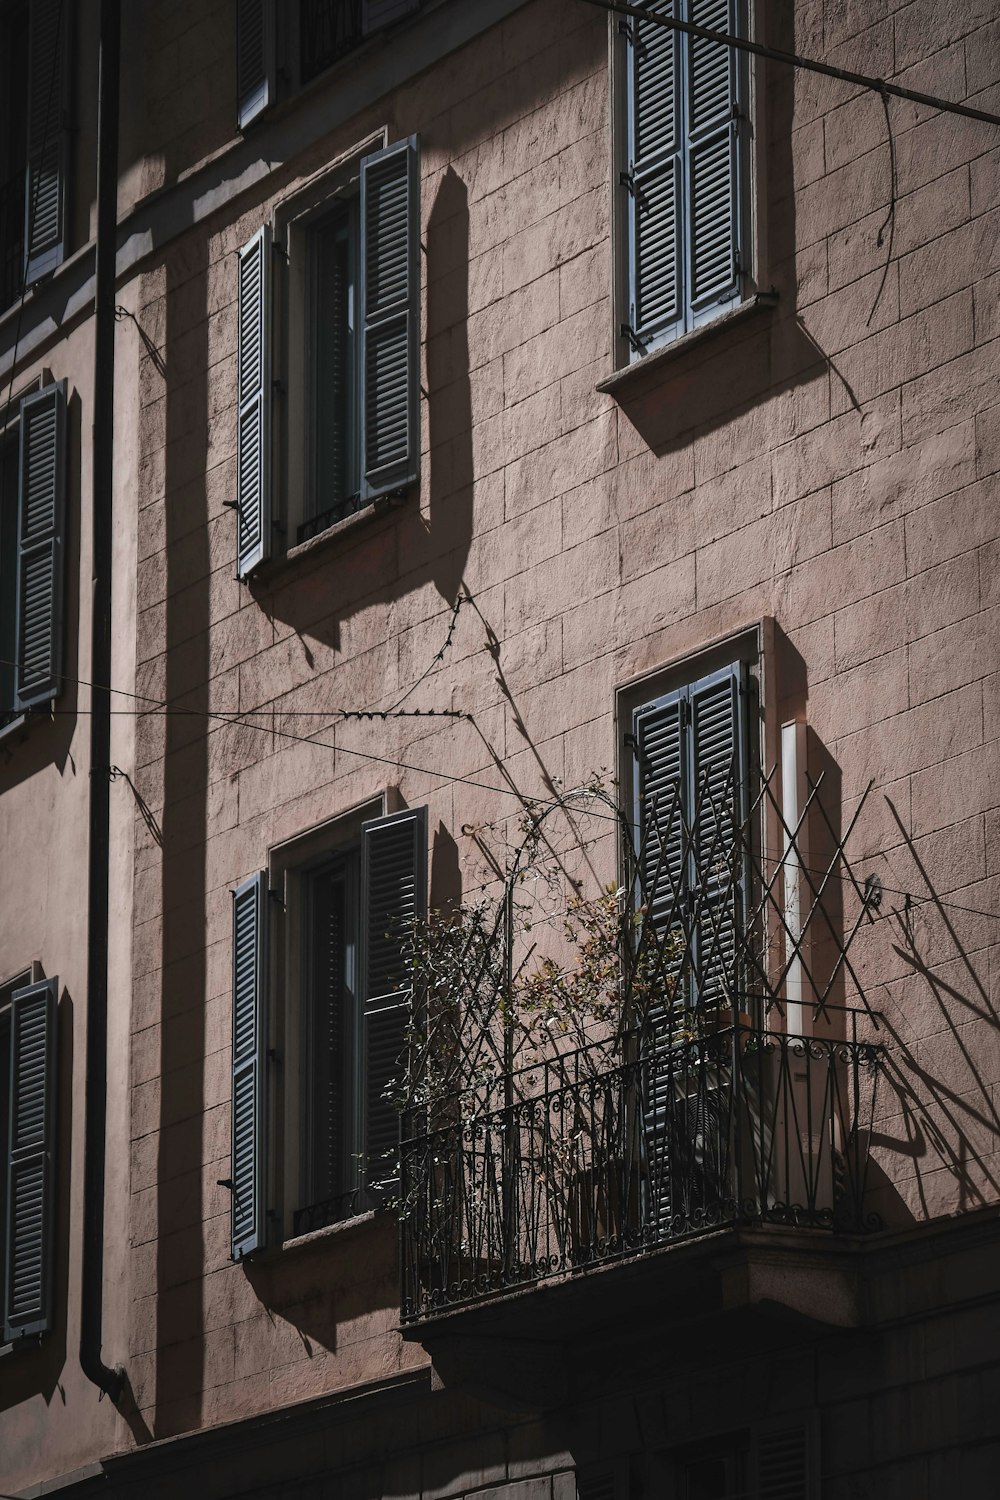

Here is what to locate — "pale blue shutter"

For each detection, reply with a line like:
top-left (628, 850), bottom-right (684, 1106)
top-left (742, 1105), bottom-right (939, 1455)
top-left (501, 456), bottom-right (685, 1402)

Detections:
top-left (360, 808), bottom-right (426, 1202)
top-left (625, 0), bottom-right (682, 353)
top-left (25, 0), bottom-right (68, 285)
top-left (363, 0), bottom-right (420, 32)
top-left (688, 661), bottom-right (746, 1010)
top-left (15, 382), bottom-right (66, 710)
top-left (686, 0), bottom-right (744, 320)
top-left (5, 977), bottom-right (57, 1341)
top-left (237, 0), bottom-right (275, 129)
top-left (231, 872), bottom-right (268, 1259)
top-left (236, 227), bottom-right (271, 578)
top-left (359, 137), bottom-right (420, 503)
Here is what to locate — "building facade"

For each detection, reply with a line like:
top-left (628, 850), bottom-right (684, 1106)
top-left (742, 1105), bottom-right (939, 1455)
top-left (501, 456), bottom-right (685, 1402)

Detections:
top-left (1, 0), bottom-right (999, 1495)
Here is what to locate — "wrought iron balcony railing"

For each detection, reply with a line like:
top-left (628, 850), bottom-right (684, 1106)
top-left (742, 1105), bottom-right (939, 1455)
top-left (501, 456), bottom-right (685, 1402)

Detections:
top-left (400, 1020), bottom-right (882, 1324)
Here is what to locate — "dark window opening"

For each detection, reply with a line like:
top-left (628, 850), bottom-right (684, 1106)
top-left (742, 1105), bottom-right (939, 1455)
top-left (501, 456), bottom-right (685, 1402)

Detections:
top-left (300, 202), bottom-right (361, 543)
top-left (300, 0), bottom-right (365, 86)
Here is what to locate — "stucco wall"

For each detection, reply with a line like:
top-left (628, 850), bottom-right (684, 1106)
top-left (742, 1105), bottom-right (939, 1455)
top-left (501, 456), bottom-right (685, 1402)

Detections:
top-left (115, 0), bottom-right (1000, 1456)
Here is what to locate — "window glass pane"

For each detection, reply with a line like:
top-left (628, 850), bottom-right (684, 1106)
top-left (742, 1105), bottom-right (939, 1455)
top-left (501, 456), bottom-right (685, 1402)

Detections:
top-left (300, 0), bottom-right (365, 87)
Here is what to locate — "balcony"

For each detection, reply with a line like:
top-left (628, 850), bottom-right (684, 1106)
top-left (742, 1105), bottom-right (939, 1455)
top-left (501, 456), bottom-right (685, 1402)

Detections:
top-left (400, 1017), bottom-right (882, 1325)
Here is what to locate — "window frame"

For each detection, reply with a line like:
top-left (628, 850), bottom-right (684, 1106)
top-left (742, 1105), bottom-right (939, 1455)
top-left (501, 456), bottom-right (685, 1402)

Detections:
top-left (610, 0), bottom-right (764, 371)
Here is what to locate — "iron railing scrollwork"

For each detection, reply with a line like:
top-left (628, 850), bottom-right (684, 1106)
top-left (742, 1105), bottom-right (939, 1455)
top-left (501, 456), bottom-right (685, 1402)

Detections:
top-left (400, 1021), bottom-right (883, 1323)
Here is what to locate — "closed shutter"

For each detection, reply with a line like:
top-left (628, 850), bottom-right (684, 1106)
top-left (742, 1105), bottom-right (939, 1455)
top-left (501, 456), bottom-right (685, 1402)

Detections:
top-left (231, 872), bottom-right (268, 1259)
top-left (754, 1422), bottom-right (812, 1500)
top-left (360, 808), bottom-right (426, 1200)
top-left (623, 0), bottom-right (745, 355)
top-left (689, 662), bottom-right (745, 1010)
top-left (25, 0), bottom-right (68, 285)
top-left (363, 0), bottom-right (421, 32)
top-left (236, 226), bottom-right (271, 578)
top-left (359, 137), bottom-right (420, 502)
top-left (237, 0), bottom-right (275, 129)
top-left (626, 0), bottom-right (682, 351)
top-left (15, 382), bottom-right (66, 710)
top-left (5, 977), bottom-right (57, 1341)
top-left (686, 0), bottom-right (743, 317)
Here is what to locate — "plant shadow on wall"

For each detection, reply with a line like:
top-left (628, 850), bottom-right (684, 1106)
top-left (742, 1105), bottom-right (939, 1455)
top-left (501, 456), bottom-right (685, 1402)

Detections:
top-left (864, 798), bottom-right (1000, 1225)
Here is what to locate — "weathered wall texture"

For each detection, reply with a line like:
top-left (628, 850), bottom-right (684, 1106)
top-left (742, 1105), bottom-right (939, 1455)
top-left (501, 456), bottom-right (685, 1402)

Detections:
top-left (122, 0), bottom-right (1000, 1443)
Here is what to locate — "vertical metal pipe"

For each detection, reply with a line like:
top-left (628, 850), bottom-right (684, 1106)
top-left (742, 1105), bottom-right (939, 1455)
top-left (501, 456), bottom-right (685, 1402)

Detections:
top-left (81, 0), bottom-right (124, 1403)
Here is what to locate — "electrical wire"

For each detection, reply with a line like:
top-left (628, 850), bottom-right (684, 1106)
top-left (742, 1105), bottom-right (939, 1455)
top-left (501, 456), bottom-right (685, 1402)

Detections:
top-left (579, 0), bottom-right (1000, 130)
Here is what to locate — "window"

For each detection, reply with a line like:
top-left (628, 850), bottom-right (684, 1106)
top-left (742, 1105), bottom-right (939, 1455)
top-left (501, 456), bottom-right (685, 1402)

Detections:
top-left (0, 969), bottom-right (57, 1344)
top-left (617, 0), bottom-right (750, 361)
top-left (0, 381), bottom-right (67, 729)
top-left (236, 0), bottom-right (423, 129)
top-left (235, 136), bottom-right (420, 576)
top-left (0, 0), bottom-right (70, 312)
top-left (630, 657), bottom-right (751, 1016)
top-left (230, 806), bottom-right (427, 1259)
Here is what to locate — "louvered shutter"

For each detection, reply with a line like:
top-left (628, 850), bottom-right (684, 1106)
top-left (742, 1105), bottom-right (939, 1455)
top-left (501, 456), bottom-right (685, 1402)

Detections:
top-left (237, 0), bottom-right (275, 129)
top-left (625, 0), bottom-right (682, 352)
top-left (15, 382), bottom-right (65, 710)
top-left (686, 0), bottom-right (743, 318)
top-left (25, 0), bottom-right (68, 285)
top-left (633, 692), bottom-right (689, 1232)
top-left (363, 0), bottom-right (421, 32)
top-left (359, 137), bottom-right (420, 502)
top-left (688, 662), bottom-right (746, 1010)
top-left (754, 1422), bottom-right (812, 1500)
top-left (360, 808), bottom-right (426, 1201)
top-left (236, 226), bottom-right (271, 578)
top-left (5, 977), bottom-right (57, 1341)
top-left (231, 872), bottom-right (268, 1259)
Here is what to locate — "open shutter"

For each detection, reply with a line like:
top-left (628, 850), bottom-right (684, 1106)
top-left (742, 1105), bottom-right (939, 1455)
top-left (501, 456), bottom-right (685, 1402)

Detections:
top-left (686, 0), bottom-right (743, 317)
top-left (360, 807), bottom-right (426, 1201)
top-left (24, 0), bottom-right (68, 285)
top-left (359, 137), bottom-right (420, 502)
top-left (625, 0), bottom-right (682, 353)
top-left (236, 226), bottom-right (271, 578)
top-left (237, 0), bottom-right (275, 129)
top-left (15, 382), bottom-right (65, 710)
top-left (688, 661), bottom-right (746, 1010)
top-left (363, 0), bottom-right (420, 32)
top-left (5, 977), bottom-right (57, 1341)
top-left (231, 872), bottom-right (268, 1259)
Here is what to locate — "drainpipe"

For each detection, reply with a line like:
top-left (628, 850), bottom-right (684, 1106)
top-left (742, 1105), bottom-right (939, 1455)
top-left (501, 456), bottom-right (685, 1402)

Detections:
top-left (81, 0), bottom-right (124, 1404)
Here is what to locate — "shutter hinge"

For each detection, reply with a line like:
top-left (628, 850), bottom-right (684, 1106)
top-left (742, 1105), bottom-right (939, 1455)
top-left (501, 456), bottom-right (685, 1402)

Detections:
top-left (624, 732), bottom-right (639, 754)
top-left (681, 699), bottom-right (691, 727)
top-left (621, 322), bottom-right (646, 356)
top-left (272, 378), bottom-right (287, 394)
top-left (618, 18), bottom-right (635, 42)
top-left (268, 888), bottom-right (285, 909)
top-left (270, 242), bottom-right (289, 262)
top-left (271, 518), bottom-right (287, 537)
top-left (222, 498), bottom-right (240, 511)
top-left (619, 168), bottom-right (636, 196)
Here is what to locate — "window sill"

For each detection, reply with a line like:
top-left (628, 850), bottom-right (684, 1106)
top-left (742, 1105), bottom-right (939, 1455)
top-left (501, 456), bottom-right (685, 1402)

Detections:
top-left (257, 1209), bottom-right (382, 1263)
top-left (0, 711), bottom-right (28, 746)
top-left (597, 293), bottom-right (778, 401)
top-left (251, 493), bottom-right (407, 586)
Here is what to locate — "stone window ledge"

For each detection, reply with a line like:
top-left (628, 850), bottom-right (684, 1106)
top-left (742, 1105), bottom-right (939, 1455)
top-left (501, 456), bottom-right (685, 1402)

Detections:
top-left (598, 293), bottom-right (779, 401)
